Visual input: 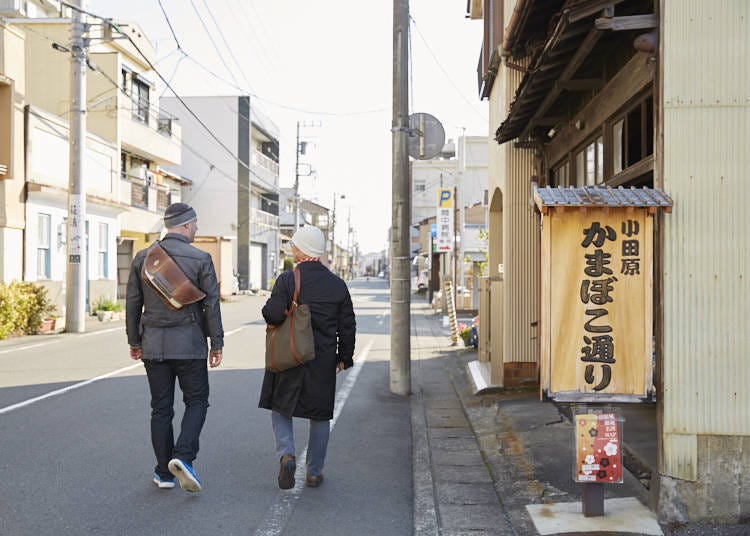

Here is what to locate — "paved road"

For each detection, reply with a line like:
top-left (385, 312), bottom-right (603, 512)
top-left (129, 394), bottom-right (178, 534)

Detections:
top-left (0, 278), bottom-right (411, 536)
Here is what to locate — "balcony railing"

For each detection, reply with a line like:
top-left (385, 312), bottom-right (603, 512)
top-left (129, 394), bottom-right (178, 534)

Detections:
top-left (249, 207), bottom-right (279, 228)
top-left (251, 149), bottom-right (279, 176)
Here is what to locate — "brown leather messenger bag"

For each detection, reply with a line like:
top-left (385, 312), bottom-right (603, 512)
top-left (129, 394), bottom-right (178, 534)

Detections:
top-left (141, 242), bottom-right (206, 310)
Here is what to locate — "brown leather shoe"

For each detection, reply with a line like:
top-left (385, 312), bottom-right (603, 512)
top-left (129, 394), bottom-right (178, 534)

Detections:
top-left (278, 454), bottom-right (296, 490)
top-left (305, 474), bottom-right (324, 488)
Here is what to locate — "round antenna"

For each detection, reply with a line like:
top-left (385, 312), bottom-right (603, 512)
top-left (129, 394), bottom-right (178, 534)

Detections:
top-left (408, 113), bottom-right (445, 160)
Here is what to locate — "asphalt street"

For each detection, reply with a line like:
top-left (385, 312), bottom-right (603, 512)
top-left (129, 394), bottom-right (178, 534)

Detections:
top-left (0, 278), bottom-right (411, 536)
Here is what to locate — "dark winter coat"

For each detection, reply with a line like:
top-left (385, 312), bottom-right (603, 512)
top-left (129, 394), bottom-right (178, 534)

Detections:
top-left (126, 233), bottom-right (224, 359)
top-left (258, 261), bottom-right (356, 420)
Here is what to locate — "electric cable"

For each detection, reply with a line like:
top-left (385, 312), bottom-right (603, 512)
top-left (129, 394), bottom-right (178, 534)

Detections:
top-left (409, 14), bottom-right (488, 123)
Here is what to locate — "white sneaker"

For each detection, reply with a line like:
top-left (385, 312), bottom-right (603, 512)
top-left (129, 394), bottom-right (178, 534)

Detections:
top-left (168, 458), bottom-right (202, 492)
top-left (153, 473), bottom-right (175, 489)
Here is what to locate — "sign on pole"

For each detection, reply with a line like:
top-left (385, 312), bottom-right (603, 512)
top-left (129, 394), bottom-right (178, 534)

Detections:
top-left (436, 187), bottom-right (453, 252)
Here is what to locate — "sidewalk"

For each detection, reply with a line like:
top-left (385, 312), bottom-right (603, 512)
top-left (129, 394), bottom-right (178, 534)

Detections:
top-left (410, 299), bottom-right (664, 536)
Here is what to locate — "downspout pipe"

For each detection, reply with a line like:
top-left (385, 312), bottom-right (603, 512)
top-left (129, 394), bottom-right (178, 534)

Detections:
top-left (501, 0), bottom-right (530, 57)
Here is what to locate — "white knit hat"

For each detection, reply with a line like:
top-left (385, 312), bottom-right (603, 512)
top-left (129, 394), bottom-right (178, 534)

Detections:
top-left (291, 226), bottom-right (326, 258)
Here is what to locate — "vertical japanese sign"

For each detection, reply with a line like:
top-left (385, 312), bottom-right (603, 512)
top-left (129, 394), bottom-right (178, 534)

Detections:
top-left (575, 412), bottom-right (623, 483)
top-left (436, 188), bottom-right (453, 252)
top-left (67, 194), bottom-right (83, 263)
top-left (541, 208), bottom-right (653, 400)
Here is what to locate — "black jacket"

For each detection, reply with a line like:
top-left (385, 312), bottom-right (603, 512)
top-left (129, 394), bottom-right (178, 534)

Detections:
top-left (126, 233), bottom-right (224, 359)
top-left (258, 261), bottom-right (356, 420)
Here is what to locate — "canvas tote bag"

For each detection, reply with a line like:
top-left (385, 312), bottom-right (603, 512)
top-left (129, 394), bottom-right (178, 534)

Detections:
top-left (265, 267), bottom-right (316, 372)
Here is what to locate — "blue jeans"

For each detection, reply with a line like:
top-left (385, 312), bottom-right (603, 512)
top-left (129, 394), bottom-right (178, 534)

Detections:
top-left (143, 359), bottom-right (209, 480)
top-left (271, 410), bottom-right (330, 477)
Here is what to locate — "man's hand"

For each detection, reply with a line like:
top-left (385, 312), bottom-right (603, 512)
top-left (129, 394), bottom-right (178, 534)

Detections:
top-left (129, 346), bottom-right (142, 361)
top-left (209, 349), bottom-right (223, 368)
top-left (336, 361), bottom-right (345, 374)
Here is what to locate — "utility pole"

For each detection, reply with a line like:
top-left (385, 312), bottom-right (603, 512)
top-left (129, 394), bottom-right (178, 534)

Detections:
top-left (346, 205), bottom-right (351, 280)
top-left (293, 120), bottom-right (300, 232)
top-left (331, 193), bottom-right (344, 275)
top-left (390, 0), bottom-right (411, 395)
top-left (65, 0), bottom-right (88, 333)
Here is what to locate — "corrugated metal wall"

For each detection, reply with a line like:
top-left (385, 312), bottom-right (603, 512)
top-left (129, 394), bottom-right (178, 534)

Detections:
top-left (662, 1), bottom-right (750, 479)
top-left (503, 59), bottom-right (539, 364)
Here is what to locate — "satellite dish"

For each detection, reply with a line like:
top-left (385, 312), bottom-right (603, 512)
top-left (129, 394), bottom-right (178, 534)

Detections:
top-left (408, 113), bottom-right (445, 160)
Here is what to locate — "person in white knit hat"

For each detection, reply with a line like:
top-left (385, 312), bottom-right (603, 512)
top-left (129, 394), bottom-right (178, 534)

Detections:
top-left (259, 225), bottom-right (356, 489)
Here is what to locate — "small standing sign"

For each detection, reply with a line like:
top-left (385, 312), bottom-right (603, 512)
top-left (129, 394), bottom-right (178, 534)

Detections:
top-left (534, 186), bottom-right (673, 403)
top-left (574, 409), bottom-right (625, 516)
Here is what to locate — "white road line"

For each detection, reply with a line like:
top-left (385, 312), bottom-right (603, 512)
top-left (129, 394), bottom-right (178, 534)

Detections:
top-left (0, 363), bottom-right (142, 415)
top-left (0, 325), bottom-right (249, 414)
top-left (253, 338), bottom-right (373, 536)
top-left (0, 327), bottom-right (123, 355)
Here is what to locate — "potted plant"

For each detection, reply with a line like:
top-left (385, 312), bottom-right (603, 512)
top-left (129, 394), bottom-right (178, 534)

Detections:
top-left (92, 296), bottom-right (123, 321)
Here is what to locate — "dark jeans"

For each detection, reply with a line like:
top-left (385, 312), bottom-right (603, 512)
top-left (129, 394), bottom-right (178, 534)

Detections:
top-left (143, 359), bottom-right (209, 479)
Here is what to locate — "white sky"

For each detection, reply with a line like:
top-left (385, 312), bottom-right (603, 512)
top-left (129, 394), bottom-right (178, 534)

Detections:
top-left (88, 0), bottom-right (488, 253)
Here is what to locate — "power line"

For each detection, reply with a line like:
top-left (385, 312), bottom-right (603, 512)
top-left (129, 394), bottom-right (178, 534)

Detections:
top-left (201, 0), bottom-right (254, 92)
top-left (409, 14), bottom-right (488, 124)
top-left (188, 0), bottom-right (242, 89)
top-left (15, 14), bottom-right (284, 210)
top-left (156, 0), bottom-right (182, 51)
top-left (234, 0), bottom-right (281, 66)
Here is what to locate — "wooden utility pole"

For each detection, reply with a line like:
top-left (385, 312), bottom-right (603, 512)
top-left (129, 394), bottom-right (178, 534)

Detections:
top-left (390, 0), bottom-right (411, 395)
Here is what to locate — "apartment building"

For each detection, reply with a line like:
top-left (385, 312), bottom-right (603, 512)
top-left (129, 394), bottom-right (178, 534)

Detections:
top-left (11, 8), bottom-right (183, 308)
top-left (0, 16), bottom-right (25, 284)
top-left (161, 96), bottom-right (280, 291)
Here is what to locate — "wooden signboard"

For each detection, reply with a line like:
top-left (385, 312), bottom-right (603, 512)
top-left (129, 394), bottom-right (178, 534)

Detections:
top-left (537, 189), bottom-right (671, 402)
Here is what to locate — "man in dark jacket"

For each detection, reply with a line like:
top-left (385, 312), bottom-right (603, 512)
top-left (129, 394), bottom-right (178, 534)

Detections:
top-left (126, 202), bottom-right (224, 493)
top-left (259, 225), bottom-right (356, 489)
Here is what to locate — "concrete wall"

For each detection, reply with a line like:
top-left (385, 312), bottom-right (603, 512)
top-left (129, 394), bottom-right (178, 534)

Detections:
top-left (161, 96), bottom-right (240, 239)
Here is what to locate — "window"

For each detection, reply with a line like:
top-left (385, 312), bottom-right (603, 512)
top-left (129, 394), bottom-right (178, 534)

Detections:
top-left (612, 94), bottom-right (654, 175)
top-left (120, 69), bottom-right (128, 94)
top-left (120, 152), bottom-right (127, 180)
top-left (551, 161), bottom-right (570, 187)
top-left (575, 137), bottom-right (604, 186)
top-left (132, 77), bottom-right (150, 123)
top-left (37, 214), bottom-right (51, 279)
top-left (97, 223), bottom-right (108, 278)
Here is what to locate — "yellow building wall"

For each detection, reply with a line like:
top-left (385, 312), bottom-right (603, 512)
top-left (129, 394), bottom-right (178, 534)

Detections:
top-left (87, 52), bottom-right (119, 144)
top-left (23, 23), bottom-right (70, 118)
top-left (0, 22), bottom-right (27, 282)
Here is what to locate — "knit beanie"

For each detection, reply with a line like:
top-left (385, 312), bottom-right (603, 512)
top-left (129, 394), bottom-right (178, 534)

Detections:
top-left (164, 202), bottom-right (197, 228)
top-left (291, 226), bottom-right (326, 258)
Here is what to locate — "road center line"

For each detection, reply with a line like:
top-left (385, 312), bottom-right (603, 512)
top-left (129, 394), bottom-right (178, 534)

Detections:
top-left (253, 338), bottom-right (373, 536)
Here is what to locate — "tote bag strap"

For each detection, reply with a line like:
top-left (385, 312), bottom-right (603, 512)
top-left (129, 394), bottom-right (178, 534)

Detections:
top-left (292, 267), bottom-right (301, 306)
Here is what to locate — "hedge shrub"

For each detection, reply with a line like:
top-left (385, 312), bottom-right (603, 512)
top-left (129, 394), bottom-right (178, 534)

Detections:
top-left (0, 282), bottom-right (56, 339)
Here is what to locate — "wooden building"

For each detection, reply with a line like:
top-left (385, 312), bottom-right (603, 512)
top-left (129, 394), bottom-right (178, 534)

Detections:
top-left (473, 0), bottom-right (749, 523)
